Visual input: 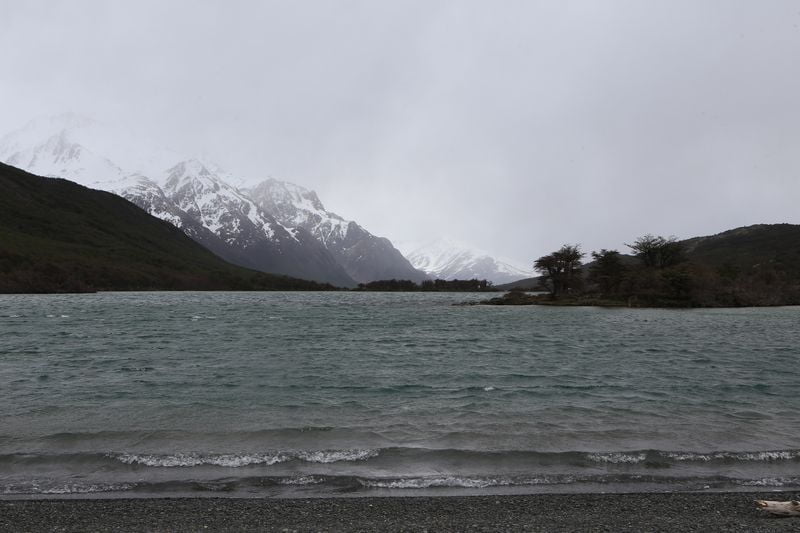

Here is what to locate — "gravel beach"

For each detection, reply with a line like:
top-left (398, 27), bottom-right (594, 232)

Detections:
top-left (2, 492), bottom-right (799, 532)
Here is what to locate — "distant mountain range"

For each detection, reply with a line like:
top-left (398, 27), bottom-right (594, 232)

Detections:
top-left (0, 162), bottom-right (334, 293)
top-left (398, 238), bottom-right (533, 285)
top-left (0, 114), bottom-right (427, 287)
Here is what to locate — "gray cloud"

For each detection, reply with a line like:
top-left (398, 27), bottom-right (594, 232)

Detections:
top-left (2, 0), bottom-right (799, 266)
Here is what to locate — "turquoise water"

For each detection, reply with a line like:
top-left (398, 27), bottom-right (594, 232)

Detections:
top-left (1, 292), bottom-right (799, 497)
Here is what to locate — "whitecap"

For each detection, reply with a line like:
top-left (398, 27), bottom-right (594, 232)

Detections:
top-left (587, 452), bottom-right (647, 464)
top-left (360, 475), bottom-right (570, 489)
top-left (111, 449), bottom-right (379, 467)
top-left (2, 482), bottom-right (134, 495)
top-left (663, 450), bottom-right (800, 462)
top-left (113, 452), bottom-right (289, 467)
top-left (362, 477), bottom-right (501, 489)
top-left (738, 477), bottom-right (799, 487)
top-left (295, 449), bottom-right (379, 463)
top-left (279, 476), bottom-right (325, 485)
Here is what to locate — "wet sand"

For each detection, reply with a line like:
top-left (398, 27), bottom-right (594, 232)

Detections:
top-left (2, 492), bottom-right (800, 532)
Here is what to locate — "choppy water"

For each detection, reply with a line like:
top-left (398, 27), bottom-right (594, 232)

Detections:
top-left (1, 292), bottom-right (799, 497)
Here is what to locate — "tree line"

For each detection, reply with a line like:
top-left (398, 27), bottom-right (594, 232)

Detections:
top-left (355, 278), bottom-right (494, 292)
top-left (531, 234), bottom-right (800, 307)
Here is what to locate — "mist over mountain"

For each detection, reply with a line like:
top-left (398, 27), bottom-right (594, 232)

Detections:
top-left (398, 238), bottom-right (533, 285)
top-left (0, 114), bottom-right (437, 287)
top-left (248, 179), bottom-right (426, 283)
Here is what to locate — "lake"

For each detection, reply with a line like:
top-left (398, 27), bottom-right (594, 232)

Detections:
top-left (1, 292), bottom-right (799, 497)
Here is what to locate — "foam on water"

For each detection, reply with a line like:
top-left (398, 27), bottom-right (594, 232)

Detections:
top-left (112, 449), bottom-right (379, 467)
top-left (2, 472), bottom-right (800, 495)
top-left (361, 476), bottom-right (518, 489)
top-left (295, 449), bottom-right (379, 463)
top-left (587, 452), bottom-right (648, 464)
top-left (2, 481), bottom-right (135, 495)
top-left (663, 450), bottom-right (800, 462)
top-left (278, 476), bottom-right (325, 485)
top-left (114, 452), bottom-right (290, 467)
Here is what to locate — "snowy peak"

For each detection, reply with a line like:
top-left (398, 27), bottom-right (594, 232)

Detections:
top-left (161, 159), bottom-right (279, 244)
top-left (163, 159), bottom-right (223, 196)
top-left (0, 113), bottom-right (98, 155)
top-left (399, 238), bottom-right (533, 285)
top-left (0, 113), bottom-right (182, 181)
top-left (165, 159), bottom-right (216, 181)
top-left (248, 178), bottom-right (426, 283)
top-left (248, 179), bottom-right (351, 245)
top-left (0, 114), bottom-right (396, 287)
top-left (258, 178), bottom-right (327, 214)
top-left (153, 160), bottom-right (355, 286)
top-left (0, 118), bottom-right (125, 187)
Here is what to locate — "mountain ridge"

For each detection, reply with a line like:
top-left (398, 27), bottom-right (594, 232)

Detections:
top-left (0, 115), bottom-right (414, 287)
top-left (248, 179), bottom-right (427, 283)
top-left (0, 162), bottom-right (334, 293)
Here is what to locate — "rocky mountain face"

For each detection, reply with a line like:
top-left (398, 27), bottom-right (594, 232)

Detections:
top-left (155, 161), bottom-right (354, 286)
top-left (398, 238), bottom-right (533, 285)
top-left (248, 179), bottom-right (426, 283)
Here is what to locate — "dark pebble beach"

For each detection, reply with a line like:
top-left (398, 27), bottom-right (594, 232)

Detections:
top-left (2, 492), bottom-right (799, 532)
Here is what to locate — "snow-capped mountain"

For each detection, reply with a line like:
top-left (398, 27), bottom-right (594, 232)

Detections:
top-left (160, 161), bottom-right (354, 286)
top-left (0, 113), bottom-right (179, 184)
top-left (103, 172), bottom-right (250, 265)
top-left (247, 179), bottom-right (426, 283)
top-left (0, 120), bottom-right (125, 187)
top-left (0, 114), bottom-right (356, 286)
top-left (398, 238), bottom-right (533, 285)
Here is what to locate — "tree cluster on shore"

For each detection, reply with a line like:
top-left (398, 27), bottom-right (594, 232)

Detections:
top-left (355, 278), bottom-right (495, 292)
top-left (526, 233), bottom-right (800, 307)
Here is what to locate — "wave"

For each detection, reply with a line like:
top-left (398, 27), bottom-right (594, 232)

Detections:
top-left (1, 482), bottom-right (135, 495)
top-left (360, 473), bottom-right (800, 490)
top-left (584, 449), bottom-right (800, 465)
top-left (4, 473), bottom-right (800, 496)
top-left (113, 452), bottom-right (290, 467)
top-left (661, 450), bottom-right (800, 462)
top-left (362, 474), bottom-right (800, 490)
top-left (112, 449), bottom-right (379, 467)
top-left (586, 452), bottom-right (648, 464)
top-left (2, 447), bottom-right (800, 470)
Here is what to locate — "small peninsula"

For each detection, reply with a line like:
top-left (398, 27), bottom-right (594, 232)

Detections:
top-left (480, 225), bottom-right (800, 308)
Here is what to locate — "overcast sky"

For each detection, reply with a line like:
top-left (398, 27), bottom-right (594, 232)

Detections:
top-left (2, 1), bottom-right (799, 265)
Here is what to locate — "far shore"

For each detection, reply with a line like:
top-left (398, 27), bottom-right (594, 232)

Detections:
top-left (470, 291), bottom-right (800, 309)
top-left (2, 492), bottom-right (798, 532)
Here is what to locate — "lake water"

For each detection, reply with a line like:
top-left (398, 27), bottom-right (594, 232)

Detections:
top-left (1, 292), bottom-right (799, 497)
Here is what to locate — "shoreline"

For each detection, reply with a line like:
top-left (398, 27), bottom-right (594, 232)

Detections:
top-left (473, 291), bottom-right (800, 309)
top-left (3, 492), bottom-right (800, 532)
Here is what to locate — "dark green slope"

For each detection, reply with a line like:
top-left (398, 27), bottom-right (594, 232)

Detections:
top-left (497, 224), bottom-right (800, 292)
top-left (0, 162), bottom-right (334, 293)
top-left (682, 224), bottom-right (800, 273)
